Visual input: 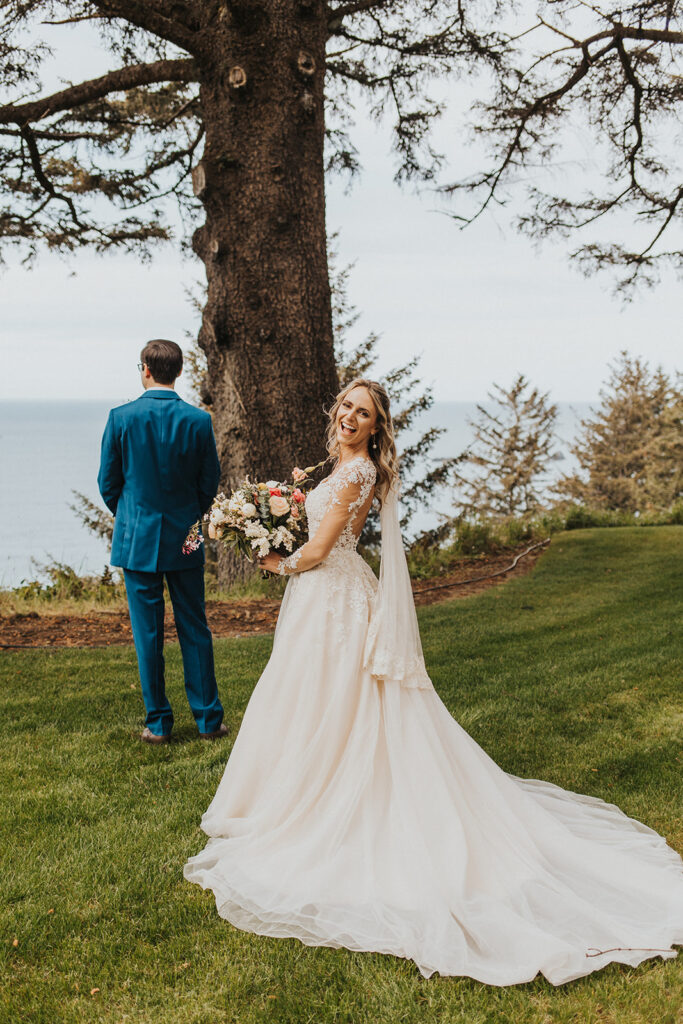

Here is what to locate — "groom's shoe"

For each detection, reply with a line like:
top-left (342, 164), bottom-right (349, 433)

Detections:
top-left (199, 723), bottom-right (229, 740)
top-left (141, 727), bottom-right (170, 745)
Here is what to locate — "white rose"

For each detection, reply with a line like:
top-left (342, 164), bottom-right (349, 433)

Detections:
top-left (210, 508), bottom-right (226, 525)
top-left (265, 480), bottom-right (280, 489)
top-left (242, 502), bottom-right (257, 518)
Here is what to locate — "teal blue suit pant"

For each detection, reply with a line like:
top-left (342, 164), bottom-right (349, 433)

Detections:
top-left (124, 566), bottom-right (223, 736)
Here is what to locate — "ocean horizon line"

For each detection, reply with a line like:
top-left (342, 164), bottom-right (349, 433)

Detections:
top-left (0, 396), bottom-right (596, 407)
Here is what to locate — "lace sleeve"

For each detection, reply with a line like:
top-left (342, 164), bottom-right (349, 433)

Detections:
top-left (277, 546), bottom-right (304, 575)
top-left (326, 458), bottom-right (376, 516)
top-left (277, 458), bottom-right (376, 575)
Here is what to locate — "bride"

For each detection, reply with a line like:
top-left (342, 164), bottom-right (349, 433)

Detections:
top-left (184, 378), bottom-right (683, 986)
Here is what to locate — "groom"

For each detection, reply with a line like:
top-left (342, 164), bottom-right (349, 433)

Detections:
top-left (98, 339), bottom-right (226, 744)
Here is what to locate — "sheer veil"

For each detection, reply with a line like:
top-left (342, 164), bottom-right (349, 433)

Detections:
top-left (363, 481), bottom-right (433, 690)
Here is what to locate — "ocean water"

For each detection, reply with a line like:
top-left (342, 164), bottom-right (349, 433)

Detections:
top-left (0, 399), bottom-right (589, 588)
top-left (0, 400), bottom-right (116, 588)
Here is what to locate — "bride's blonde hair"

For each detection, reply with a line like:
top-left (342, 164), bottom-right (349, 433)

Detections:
top-left (326, 378), bottom-right (399, 504)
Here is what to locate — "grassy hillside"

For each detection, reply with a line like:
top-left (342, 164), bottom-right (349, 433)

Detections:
top-left (1, 527), bottom-right (681, 1024)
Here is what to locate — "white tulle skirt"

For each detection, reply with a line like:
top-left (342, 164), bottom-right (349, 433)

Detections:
top-left (184, 557), bottom-right (683, 986)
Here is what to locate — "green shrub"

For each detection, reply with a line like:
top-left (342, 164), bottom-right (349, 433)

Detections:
top-left (562, 503), bottom-right (681, 530)
top-left (453, 518), bottom-right (498, 556)
top-left (10, 561), bottom-right (124, 605)
top-left (406, 503), bottom-right (682, 580)
top-left (669, 500), bottom-right (683, 526)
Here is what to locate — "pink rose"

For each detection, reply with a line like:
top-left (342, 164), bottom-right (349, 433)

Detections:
top-left (268, 487), bottom-right (282, 497)
top-left (269, 495), bottom-right (290, 517)
top-left (292, 488), bottom-right (305, 504)
top-left (292, 467), bottom-right (307, 483)
top-left (290, 507), bottom-right (300, 519)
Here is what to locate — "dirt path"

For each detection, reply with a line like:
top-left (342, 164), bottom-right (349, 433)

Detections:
top-left (0, 543), bottom-right (548, 650)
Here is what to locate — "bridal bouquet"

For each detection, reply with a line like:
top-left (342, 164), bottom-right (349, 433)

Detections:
top-left (186, 462), bottom-right (324, 563)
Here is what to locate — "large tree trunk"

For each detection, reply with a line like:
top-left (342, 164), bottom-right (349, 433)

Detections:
top-left (191, 1), bottom-right (337, 581)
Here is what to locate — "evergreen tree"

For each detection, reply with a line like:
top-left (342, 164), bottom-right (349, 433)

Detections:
top-left (556, 353), bottom-right (683, 512)
top-left (454, 375), bottom-right (558, 518)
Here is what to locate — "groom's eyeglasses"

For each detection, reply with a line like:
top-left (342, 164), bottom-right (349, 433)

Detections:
top-left (137, 362), bottom-right (145, 372)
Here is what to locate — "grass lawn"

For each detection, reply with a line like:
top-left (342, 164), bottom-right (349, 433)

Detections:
top-left (1, 526), bottom-right (682, 1024)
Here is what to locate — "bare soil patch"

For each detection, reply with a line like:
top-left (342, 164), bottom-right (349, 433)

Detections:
top-left (0, 544), bottom-right (547, 650)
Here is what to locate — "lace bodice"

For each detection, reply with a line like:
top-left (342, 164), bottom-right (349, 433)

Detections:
top-left (307, 457), bottom-right (376, 553)
top-left (274, 456), bottom-right (432, 679)
top-left (277, 456), bottom-right (376, 574)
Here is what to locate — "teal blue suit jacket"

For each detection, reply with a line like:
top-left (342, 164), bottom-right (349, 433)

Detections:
top-left (98, 390), bottom-right (220, 572)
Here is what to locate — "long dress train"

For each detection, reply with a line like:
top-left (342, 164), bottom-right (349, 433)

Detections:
top-left (184, 456), bottom-right (683, 986)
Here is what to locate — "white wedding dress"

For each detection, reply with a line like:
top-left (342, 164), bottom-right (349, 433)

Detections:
top-left (184, 456), bottom-right (683, 986)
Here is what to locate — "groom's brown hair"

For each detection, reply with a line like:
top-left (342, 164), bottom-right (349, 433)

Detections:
top-left (140, 339), bottom-right (183, 385)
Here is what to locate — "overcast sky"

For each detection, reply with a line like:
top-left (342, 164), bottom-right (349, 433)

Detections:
top-left (0, 17), bottom-right (680, 405)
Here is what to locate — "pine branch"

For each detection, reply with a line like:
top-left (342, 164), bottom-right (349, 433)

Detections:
top-left (89, 1), bottom-right (200, 54)
top-left (0, 58), bottom-right (198, 127)
top-left (329, 0), bottom-right (391, 28)
top-left (444, 39), bottom-right (615, 224)
top-left (69, 491), bottom-right (114, 543)
top-left (441, 4), bottom-right (683, 291)
top-left (18, 124), bottom-right (82, 227)
top-left (42, 13), bottom-right (107, 26)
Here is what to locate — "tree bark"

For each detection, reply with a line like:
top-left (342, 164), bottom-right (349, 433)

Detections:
top-left (191, 0), bottom-right (338, 582)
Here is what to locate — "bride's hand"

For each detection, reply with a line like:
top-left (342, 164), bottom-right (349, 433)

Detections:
top-left (258, 552), bottom-right (283, 574)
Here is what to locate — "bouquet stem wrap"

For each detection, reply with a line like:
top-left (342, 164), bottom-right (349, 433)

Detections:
top-left (363, 483), bottom-right (433, 690)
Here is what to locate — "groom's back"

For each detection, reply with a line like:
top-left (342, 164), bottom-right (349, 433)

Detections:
top-left (99, 390), bottom-right (220, 572)
top-left (117, 392), bottom-right (209, 508)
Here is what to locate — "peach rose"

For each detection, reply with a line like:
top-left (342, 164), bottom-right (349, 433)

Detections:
top-left (269, 495), bottom-right (290, 517)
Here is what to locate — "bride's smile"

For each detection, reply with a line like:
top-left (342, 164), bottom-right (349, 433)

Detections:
top-left (335, 387), bottom-right (377, 453)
